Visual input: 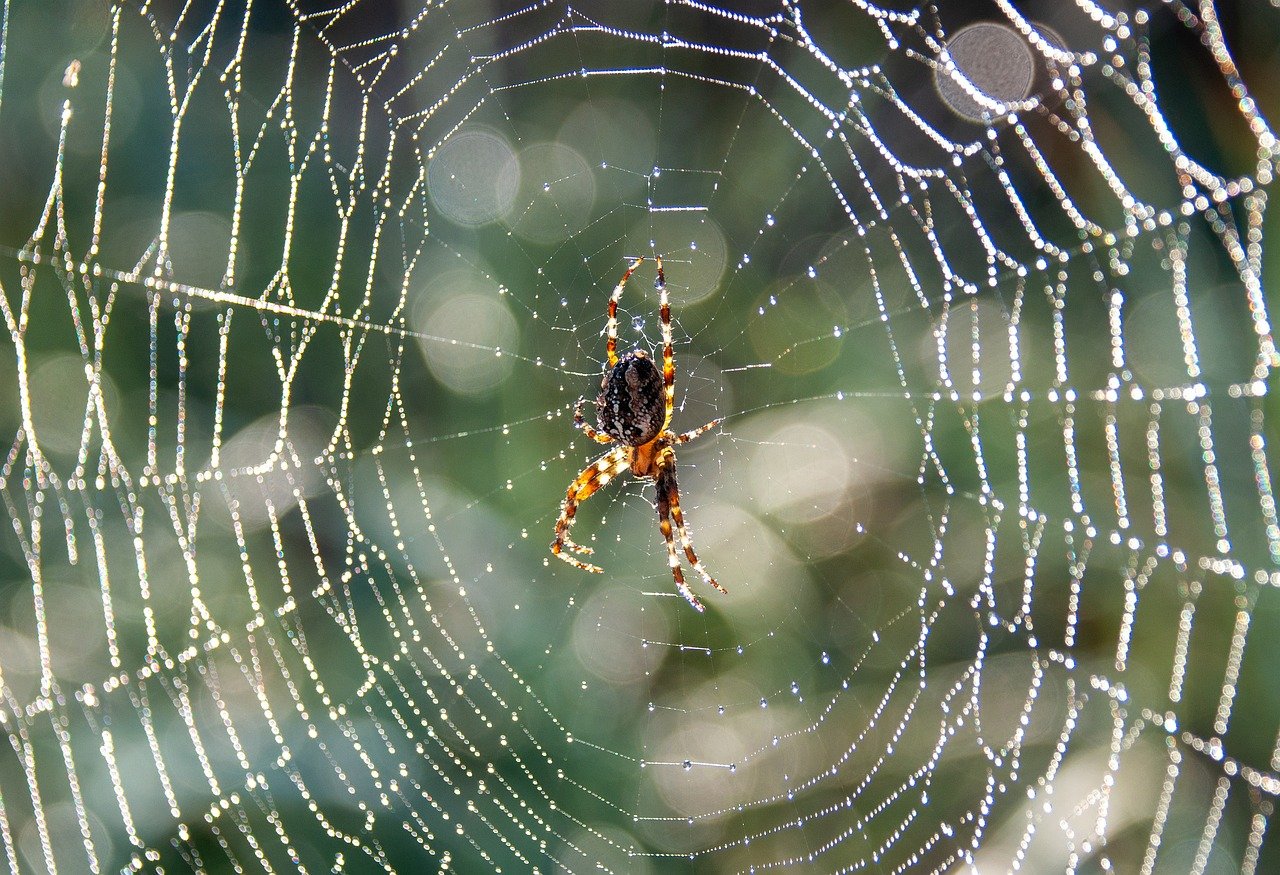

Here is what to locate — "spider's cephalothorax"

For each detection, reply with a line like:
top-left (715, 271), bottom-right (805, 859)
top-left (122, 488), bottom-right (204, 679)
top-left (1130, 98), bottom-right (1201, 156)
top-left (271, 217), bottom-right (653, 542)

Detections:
top-left (597, 351), bottom-right (665, 446)
top-left (549, 256), bottom-right (727, 612)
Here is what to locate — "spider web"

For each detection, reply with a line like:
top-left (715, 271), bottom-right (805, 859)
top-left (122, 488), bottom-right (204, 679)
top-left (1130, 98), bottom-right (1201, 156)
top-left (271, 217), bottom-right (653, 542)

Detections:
top-left (0, 0), bottom-right (1277, 872)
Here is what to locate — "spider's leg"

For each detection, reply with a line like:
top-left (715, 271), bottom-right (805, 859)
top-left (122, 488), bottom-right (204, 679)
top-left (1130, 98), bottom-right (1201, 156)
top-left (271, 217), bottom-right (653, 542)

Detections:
top-left (659, 461), bottom-right (726, 596)
top-left (573, 397), bottom-right (613, 444)
top-left (655, 255), bottom-right (676, 430)
top-left (551, 447), bottom-right (628, 570)
top-left (673, 418), bottom-right (722, 445)
top-left (607, 257), bottom-right (644, 368)
top-left (654, 461), bottom-right (706, 612)
top-left (556, 451), bottom-right (627, 561)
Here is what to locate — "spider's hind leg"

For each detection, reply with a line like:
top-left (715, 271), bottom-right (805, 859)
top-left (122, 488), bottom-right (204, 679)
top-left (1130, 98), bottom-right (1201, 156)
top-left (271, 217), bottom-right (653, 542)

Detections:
top-left (551, 447), bottom-right (629, 573)
top-left (656, 500), bottom-right (704, 613)
top-left (654, 462), bottom-right (722, 612)
top-left (659, 463), bottom-right (726, 596)
top-left (560, 533), bottom-right (595, 556)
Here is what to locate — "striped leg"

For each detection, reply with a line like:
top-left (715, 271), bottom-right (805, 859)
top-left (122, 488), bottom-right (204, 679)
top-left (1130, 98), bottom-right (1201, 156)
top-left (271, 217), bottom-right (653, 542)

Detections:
top-left (606, 257), bottom-right (645, 367)
top-left (574, 397), bottom-right (613, 444)
top-left (660, 462), bottom-right (726, 598)
top-left (655, 255), bottom-right (676, 429)
top-left (673, 418), bottom-right (721, 445)
top-left (551, 447), bottom-right (629, 569)
top-left (655, 463), bottom-right (717, 612)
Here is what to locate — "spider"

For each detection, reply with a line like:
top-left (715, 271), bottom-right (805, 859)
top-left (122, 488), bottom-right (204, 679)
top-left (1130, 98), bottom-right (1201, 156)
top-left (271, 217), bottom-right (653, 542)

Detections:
top-left (550, 256), bottom-right (727, 612)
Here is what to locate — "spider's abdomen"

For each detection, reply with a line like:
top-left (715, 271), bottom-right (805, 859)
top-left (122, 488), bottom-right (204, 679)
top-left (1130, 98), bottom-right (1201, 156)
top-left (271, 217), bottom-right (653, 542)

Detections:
top-left (597, 351), bottom-right (665, 446)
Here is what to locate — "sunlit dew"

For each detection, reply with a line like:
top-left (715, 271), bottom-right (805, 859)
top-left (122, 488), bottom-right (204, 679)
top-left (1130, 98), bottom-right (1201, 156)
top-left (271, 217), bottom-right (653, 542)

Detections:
top-left (935, 22), bottom-right (1036, 122)
top-left (969, 738), bottom-right (1169, 870)
top-left (644, 686), bottom-right (764, 822)
top-left (0, 625), bottom-right (41, 704)
top-left (3, 575), bottom-right (108, 687)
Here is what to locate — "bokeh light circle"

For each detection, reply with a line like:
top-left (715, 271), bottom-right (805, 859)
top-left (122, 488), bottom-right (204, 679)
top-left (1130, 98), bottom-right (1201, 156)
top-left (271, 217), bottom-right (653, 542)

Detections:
top-left (935, 22), bottom-right (1035, 121)
top-left (508, 142), bottom-right (596, 245)
top-left (427, 129), bottom-right (520, 226)
top-left (413, 269), bottom-right (520, 395)
top-left (627, 213), bottom-right (729, 306)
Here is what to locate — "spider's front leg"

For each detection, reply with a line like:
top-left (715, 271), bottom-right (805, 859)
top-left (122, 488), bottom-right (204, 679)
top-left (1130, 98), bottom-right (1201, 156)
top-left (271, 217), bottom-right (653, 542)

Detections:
top-left (573, 397), bottom-right (613, 444)
top-left (655, 255), bottom-right (677, 430)
top-left (654, 454), bottom-right (725, 612)
top-left (606, 257), bottom-right (645, 367)
top-left (551, 446), bottom-right (629, 570)
top-left (673, 418), bottom-right (722, 445)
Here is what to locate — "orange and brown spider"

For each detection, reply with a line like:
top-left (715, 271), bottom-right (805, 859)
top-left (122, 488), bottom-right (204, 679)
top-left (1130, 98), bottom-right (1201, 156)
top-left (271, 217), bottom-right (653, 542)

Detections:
top-left (550, 256), bottom-right (726, 612)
